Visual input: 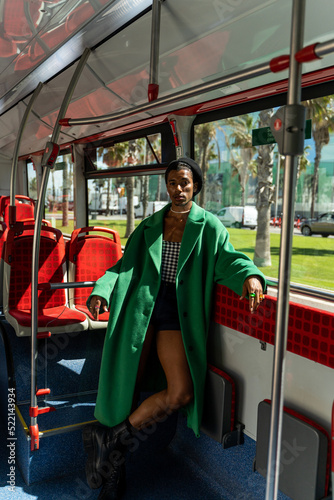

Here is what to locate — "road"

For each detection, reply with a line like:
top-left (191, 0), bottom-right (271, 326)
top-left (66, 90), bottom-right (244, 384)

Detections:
top-left (48, 213), bottom-right (333, 237)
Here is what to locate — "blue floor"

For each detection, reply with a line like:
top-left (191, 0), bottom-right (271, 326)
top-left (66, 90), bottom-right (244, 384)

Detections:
top-left (0, 414), bottom-right (292, 500)
top-left (0, 317), bottom-right (292, 499)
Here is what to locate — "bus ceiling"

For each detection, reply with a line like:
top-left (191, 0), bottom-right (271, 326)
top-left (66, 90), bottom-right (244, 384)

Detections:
top-left (0, 0), bottom-right (333, 159)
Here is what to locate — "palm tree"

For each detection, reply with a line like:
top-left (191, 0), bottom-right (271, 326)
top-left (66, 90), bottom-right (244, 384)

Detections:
top-left (50, 170), bottom-right (56, 212)
top-left (99, 142), bottom-right (128, 217)
top-left (254, 109), bottom-right (275, 267)
top-left (194, 123), bottom-right (217, 207)
top-left (303, 97), bottom-right (334, 217)
top-left (137, 138), bottom-right (149, 218)
top-left (223, 115), bottom-right (257, 206)
top-left (29, 177), bottom-right (38, 200)
top-left (124, 140), bottom-right (139, 238)
top-left (62, 156), bottom-right (70, 227)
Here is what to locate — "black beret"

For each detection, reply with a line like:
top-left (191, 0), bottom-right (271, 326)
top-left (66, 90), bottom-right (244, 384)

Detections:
top-left (165, 157), bottom-right (203, 195)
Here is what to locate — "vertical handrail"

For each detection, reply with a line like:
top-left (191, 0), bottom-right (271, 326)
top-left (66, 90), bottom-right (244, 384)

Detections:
top-left (9, 82), bottom-right (43, 224)
top-left (30, 48), bottom-right (91, 448)
top-left (265, 1), bottom-right (306, 499)
top-left (148, 0), bottom-right (162, 102)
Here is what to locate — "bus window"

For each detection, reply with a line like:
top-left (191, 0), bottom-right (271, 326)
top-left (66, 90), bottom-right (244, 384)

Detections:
top-left (87, 173), bottom-right (167, 246)
top-left (27, 162), bottom-right (38, 200)
top-left (85, 134), bottom-right (162, 172)
top-left (85, 133), bottom-right (167, 246)
top-left (27, 152), bottom-right (75, 235)
top-left (194, 96), bottom-right (334, 292)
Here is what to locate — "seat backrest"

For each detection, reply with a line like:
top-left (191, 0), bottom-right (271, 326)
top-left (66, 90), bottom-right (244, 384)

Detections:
top-left (3, 223), bottom-right (67, 312)
top-left (0, 196), bottom-right (35, 226)
top-left (68, 226), bottom-right (122, 307)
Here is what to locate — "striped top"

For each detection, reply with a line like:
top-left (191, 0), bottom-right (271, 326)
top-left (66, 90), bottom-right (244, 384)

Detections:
top-left (161, 240), bottom-right (181, 283)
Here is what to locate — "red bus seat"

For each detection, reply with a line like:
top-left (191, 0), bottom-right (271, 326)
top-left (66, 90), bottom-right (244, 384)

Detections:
top-left (0, 195), bottom-right (35, 226)
top-left (2, 222), bottom-right (88, 336)
top-left (67, 226), bottom-right (122, 329)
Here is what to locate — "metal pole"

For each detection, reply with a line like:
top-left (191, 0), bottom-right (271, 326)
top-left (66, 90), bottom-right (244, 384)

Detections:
top-left (265, 1), bottom-right (305, 499)
top-left (148, 0), bottom-right (162, 102)
top-left (9, 83), bottom-right (43, 219)
top-left (30, 48), bottom-right (90, 444)
top-left (60, 59), bottom-right (277, 127)
top-left (313, 38), bottom-right (334, 58)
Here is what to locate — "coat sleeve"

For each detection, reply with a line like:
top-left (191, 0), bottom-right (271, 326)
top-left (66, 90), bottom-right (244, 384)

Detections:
top-left (86, 226), bottom-right (136, 308)
top-left (213, 226), bottom-right (266, 296)
top-left (87, 258), bottom-right (123, 308)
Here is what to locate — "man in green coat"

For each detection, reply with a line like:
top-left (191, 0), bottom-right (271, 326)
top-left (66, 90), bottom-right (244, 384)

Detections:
top-left (83, 157), bottom-right (265, 500)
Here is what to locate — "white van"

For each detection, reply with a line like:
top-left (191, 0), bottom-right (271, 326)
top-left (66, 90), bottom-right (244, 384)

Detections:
top-left (134, 201), bottom-right (168, 218)
top-left (215, 206), bottom-right (257, 229)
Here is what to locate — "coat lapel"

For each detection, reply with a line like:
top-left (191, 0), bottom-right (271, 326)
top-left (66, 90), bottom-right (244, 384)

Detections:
top-left (144, 205), bottom-right (169, 274)
top-left (177, 202), bottom-right (205, 276)
top-left (143, 202), bottom-right (205, 276)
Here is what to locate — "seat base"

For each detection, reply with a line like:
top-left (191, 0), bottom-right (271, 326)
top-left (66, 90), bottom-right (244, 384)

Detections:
top-left (5, 306), bottom-right (88, 336)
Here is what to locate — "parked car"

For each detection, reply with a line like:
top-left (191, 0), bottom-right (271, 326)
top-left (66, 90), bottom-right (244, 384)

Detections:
top-left (300, 211), bottom-right (334, 236)
top-left (215, 206), bottom-right (257, 229)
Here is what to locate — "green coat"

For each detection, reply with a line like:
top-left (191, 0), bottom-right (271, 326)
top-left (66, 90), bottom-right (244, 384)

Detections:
top-left (90, 202), bottom-right (265, 436)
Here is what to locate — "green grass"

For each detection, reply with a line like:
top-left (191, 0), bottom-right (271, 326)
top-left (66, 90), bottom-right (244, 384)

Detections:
top-left (54, 218), bottom-right (334, 292)
top-left (228, 228), bottom-right (334, 291)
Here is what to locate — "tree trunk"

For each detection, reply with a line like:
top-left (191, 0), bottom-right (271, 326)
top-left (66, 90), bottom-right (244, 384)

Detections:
top-left (254, 204), bottom-right (272, 266)
top-left (50, 171), bottom-right (55, 212)
top-left (62, 159), bottom-right (69, 227)
top-left (310, 140), bottom-right (321, 218)
top-left (142, 175), bottom-right (149, 218)
top-left (125, 177), bottom-right (135, 237)
top-left (254, 110), bottom-right (275, 267)
top-left (199, 144), bottom-right (208, 207)
top-left (156, 175), bottom-right (161, 201)
top-left (240, 148), bottom-right (252, 206)
top-left (106, 178), bottom-right (111, 216)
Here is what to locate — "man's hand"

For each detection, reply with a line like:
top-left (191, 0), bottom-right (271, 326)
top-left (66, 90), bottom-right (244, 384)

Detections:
top-left (88, 295), bottom-right (108, 320)
top-left (240, 276), bottom-right (264, 313)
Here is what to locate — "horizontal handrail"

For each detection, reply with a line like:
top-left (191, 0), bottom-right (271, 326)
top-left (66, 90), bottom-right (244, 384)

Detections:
top-left (59, 59), bottom-right (277, 127)
top-left (39, 279), bottom-right (334, 302)
top-left (38, 281), bottom-right (96, 291)
top-left (267, 278), bottom-right (334, 301)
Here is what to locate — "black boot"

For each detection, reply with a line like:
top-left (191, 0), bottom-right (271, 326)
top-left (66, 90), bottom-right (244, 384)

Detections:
top-left (105, 420), bottom-right (134, 455)
top-left (82, 423), bottom-right (113, 489)
top-left (97, 462), bottom-right (126, 500)
top-left (83, 420), bottom-right (135, 490)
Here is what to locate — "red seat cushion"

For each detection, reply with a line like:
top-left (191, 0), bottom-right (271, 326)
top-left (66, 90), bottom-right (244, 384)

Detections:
top-left (8, 306), bottom-right (87, 327)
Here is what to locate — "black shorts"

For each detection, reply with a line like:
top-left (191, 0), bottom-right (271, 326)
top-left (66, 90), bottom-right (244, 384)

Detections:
top-left (150, 281), bottom-right (181, 331)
